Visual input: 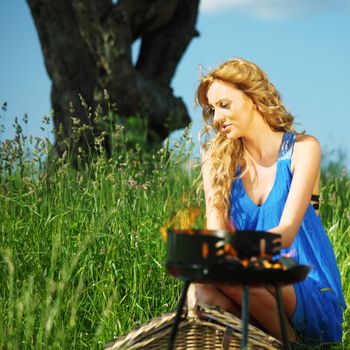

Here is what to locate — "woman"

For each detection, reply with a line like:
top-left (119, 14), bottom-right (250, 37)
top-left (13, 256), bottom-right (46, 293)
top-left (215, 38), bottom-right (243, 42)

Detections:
top-left (193, 58), bottom-right (346, 346)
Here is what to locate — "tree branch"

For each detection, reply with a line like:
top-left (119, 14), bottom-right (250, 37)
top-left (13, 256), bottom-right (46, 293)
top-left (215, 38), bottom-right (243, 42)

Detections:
top-left (136, 0), bottom-right (200, 86)
top-left (107, 0), bottom-right (178, 41)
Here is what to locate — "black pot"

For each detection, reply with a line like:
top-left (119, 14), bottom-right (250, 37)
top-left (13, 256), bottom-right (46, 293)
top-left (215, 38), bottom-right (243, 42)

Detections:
top-left (165, 229), bottom-right (311, 285)
top-left (166, 229), bottom-right (227, 266)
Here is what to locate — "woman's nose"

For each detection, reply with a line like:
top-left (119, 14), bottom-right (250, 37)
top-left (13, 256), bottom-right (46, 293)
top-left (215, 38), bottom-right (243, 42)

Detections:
top-left (213, 110), bottom-right (225, 124)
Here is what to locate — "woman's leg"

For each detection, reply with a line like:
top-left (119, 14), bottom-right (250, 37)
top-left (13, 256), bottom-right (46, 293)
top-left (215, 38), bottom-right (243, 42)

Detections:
top-left (194, 283), bottom-right (297, 341)
top-left (194, 284), bottom-right (263, 328)
top-left (219, 285), bottom-right (297, 341)
top-left (195, 284), bottom-right (241, 316)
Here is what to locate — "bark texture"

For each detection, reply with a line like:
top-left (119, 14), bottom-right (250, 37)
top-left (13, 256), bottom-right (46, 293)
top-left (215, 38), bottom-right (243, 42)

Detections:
top-left (27, 0), bottom-right (200, 153)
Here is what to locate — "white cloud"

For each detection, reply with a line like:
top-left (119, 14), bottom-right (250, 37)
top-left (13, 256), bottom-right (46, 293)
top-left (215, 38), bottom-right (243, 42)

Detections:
top-left (200, 0), bottom-right (350, 20)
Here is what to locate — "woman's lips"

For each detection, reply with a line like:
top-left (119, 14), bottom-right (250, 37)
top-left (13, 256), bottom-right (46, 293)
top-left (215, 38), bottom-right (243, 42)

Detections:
top-left (222, 124), bottom-right (232, 132)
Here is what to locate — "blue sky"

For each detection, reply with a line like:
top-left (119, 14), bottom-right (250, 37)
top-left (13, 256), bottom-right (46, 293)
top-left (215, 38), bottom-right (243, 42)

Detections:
top-left (1, 0), bottom-right (349, 163)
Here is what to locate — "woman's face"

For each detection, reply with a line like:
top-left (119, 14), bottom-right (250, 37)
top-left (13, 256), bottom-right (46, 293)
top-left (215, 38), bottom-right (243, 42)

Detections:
top-left (206, 79), bottom-right (256, 140)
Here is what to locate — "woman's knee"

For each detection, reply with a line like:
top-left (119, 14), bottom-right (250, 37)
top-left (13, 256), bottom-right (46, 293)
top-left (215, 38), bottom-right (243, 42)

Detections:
top-left (220, 286), bottom-right (274, 306)
top-left (195, 284), bottom-right (219, 305)
top-left (249, 287), bottom-right (270, 299)
top-left (195, 284), bottom-right (235, 310)
top-left (219, 286), bottom-right (243, 303)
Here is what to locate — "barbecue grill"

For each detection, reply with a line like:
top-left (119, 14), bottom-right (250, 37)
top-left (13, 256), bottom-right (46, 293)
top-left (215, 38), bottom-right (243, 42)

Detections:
top-left (165, 229), bottom-right (311, 350)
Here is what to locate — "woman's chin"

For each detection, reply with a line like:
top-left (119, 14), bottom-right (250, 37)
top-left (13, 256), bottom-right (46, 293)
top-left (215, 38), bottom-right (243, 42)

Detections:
top-left (225, 131), bottom-right (240, 140)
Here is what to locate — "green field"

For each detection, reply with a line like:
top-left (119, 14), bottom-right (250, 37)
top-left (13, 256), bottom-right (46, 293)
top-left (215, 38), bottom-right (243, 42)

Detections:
top-left (0, 118), bottom-right (348, 349)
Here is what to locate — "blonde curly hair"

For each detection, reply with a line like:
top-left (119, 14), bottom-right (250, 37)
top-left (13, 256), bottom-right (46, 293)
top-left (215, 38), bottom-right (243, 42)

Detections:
top-left (196, 58), bottom-right (296, 224)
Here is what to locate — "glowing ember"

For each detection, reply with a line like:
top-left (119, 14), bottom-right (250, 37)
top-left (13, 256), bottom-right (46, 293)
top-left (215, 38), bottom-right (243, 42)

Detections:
top-left (202, 242), bottom-right (209, 259)
top-left (223, 242), bottom-right (237, 257)
top-left (239, 257), bottom-right (288, 270)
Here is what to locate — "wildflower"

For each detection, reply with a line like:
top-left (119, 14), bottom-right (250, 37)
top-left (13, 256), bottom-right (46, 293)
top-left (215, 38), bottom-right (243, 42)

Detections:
top-left (69, 101), bottom-right (75, 114)
top-left (1, 101), bottom-right (7, 112)
top-left (42, 115), bottom-right (50, 125)
top-left (99, 248), bottom-right (106, 256)
top-left (341, 168), bottom-right (346, 178)
top-left (23, 113), bottom-right (28, 124)
top-left (72, 117), bottom-right (81, 126)
top-left (127, 178), bottom-right (137, 188)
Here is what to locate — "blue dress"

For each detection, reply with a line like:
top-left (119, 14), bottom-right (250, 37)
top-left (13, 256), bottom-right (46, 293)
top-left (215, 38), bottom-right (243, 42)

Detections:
top-left (229, 132), bottom-right (346, 346)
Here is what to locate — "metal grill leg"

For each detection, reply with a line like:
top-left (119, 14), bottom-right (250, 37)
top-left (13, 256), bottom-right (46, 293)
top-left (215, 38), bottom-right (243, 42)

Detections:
top-left (275, 285), bottom-right (291, 350)
top-left (241, 285), bottom-right (250, 350)
top-left (167, 281), bottom-right (190, 350)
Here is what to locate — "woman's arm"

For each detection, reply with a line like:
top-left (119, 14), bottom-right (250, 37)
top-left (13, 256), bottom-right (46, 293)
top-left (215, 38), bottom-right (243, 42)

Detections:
top-left (202, 152), bottom-right (228, 230)
top-left (269, 134), bottom-right (321, 247)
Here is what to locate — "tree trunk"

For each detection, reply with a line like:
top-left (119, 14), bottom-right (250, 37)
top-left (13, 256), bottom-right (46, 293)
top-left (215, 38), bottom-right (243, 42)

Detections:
top-left (26, 0), bottom-right (199, 155)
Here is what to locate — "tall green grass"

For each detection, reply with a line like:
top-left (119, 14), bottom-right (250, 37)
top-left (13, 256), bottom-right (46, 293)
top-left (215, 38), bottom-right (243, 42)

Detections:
top-left (0, 107), bottom-right (349, 349)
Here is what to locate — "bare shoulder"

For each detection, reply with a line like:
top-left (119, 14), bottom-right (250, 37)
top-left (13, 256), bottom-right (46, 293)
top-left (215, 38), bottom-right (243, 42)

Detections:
top-left (291, 134), bottom-right (321, 171)
top-left (295, 133), bottom-right (320, 145)
top-left (294, 133), bottom-right (321, 156)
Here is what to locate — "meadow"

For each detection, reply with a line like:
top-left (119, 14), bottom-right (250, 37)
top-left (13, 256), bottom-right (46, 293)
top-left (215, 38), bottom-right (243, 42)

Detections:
top-left (0, 107), bottom-right (349, 349)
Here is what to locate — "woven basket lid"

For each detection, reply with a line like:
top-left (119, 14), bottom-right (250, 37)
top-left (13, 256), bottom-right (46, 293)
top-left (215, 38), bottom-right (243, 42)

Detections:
top-left (104, 304), bottom-right (282, 350)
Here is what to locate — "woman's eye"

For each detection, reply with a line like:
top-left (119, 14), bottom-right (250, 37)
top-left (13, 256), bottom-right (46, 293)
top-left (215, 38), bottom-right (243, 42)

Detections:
top-left (205, 105), bottom-right (215, 117)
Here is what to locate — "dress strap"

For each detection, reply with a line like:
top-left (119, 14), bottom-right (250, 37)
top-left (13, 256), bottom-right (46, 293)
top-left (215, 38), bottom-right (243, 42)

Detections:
top-left (278, 132), bottom-right (296, 160)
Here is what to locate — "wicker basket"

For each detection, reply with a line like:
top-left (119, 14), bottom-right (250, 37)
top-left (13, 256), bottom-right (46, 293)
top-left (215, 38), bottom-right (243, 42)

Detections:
top-left (104, 304), bottom-right (282, 349)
